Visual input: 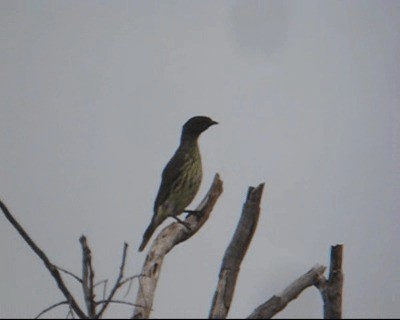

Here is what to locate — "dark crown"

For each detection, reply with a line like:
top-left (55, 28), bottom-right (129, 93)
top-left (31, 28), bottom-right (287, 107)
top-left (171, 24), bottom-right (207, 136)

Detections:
top-left (182, 116), bottom-right (218, 137)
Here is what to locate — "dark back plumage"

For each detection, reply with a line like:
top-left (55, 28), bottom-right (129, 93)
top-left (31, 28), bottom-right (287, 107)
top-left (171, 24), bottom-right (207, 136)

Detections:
top-left (153, 145), bottom-right (194, 214)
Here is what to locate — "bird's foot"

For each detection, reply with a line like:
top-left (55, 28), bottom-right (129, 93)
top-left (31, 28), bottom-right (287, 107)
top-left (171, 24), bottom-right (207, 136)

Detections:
top-left (172, 216), bottom-right (192, 231)
top-left (184, 210), bottom-right (203, 221)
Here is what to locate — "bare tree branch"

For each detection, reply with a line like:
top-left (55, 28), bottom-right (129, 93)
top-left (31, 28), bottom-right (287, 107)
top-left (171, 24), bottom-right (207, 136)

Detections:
top-left (209, 183), bottom-right (265, 319)
top-left (317, 244), bottom-right (344, 319)
top-left (247, 264), bottom-right (327, 319)
top-left (80, 236), bottom-right (96, 318)
top-left (96, 300), bottom-right (142, 308)
top-left (34, 301), bottom-right (69, 319)
top-left (95, 242), bottom-right (129, 319)
top-left (67, 305), bottom-right (75, 319)
top-left (94, 279), bottom-right (108, 288)
top-left (119, 275), bottom-right (142, 298)
top-left (119, 275), bottom-right (142, 288)
top-left (0, 200), bottom-right (87, 319)
top-left (55, 265), bottom-right (83, 284)
top-left (132, 173), bottom-right (223, 319)
top-left (2, 183), bottom-right (344, 319)
top-left (94, 279), bottom-right (108, 301)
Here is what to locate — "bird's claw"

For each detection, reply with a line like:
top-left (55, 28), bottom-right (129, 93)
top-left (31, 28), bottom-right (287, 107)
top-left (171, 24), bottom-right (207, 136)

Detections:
top-left (184, 210), bottom-right (203, 220)
top-left (172, 216), bottom-right (192, 231)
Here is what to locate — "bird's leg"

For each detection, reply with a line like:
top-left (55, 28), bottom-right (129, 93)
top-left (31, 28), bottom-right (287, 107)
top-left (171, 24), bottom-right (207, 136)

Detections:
top-left (171, 216), bottom-right (191, 231)
top-left (184, 210), bottom-right (203, 220)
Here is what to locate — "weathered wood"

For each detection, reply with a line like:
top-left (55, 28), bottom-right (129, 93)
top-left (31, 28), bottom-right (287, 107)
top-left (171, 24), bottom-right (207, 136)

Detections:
top-left (132, 173), bottom-right (223, 319)
top-left (321, 244), bottom-right (344, 319)
top-left (80, 236), bottom-right (96, 318)
top-left (247, 264), bottom-right (326, 319)
top-left (209, 183), bottom-right (265, 319)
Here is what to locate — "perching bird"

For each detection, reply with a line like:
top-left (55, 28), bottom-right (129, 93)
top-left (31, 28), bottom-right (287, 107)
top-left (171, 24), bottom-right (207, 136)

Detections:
top-left (138, 116), bottom-right (218, 252)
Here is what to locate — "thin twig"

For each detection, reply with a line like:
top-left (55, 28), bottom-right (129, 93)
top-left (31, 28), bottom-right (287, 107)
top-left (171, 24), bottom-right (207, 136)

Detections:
top-left (34, 301), bottom-right (69, 319)
top-left (0, 200), bottom-right (87, 319)
top-left (55, 265), bottom-right (83, 283)
top-left (94, 279), bottom-right (108, 301)
top-left (94, 279), bottom-right (108, 288)
top-left (67, 305), bottom-right (75, 319)
top-left (119, 275), bottom-right (141, 298)
top-left (123, 278), bottom-right (135, 298)
top-left (96, 299), bottom-right (142, 308)
top-left (119, 275), bottom-right (141, 288)
top-left (95, 242), bottom-right (129, 319)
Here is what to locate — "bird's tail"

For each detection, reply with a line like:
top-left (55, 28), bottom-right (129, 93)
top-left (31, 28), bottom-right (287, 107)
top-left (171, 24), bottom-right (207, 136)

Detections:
top-left (138, 220), bottom-right (157, 252)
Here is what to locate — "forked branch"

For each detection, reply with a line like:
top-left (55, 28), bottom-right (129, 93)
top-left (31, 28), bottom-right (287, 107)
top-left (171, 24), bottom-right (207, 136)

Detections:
top-left (0, 200), bottom-right (87, 319)
top-left (247, 265), bottom-right (326, 319)
top-left (316, 244), bottom-right (344, 319)
top-left (1, 199), bottom-right (141, 319)
top-left (132, 173), bottom-right (223, 319)
top-left (95, 242), bottom-right (129, 319)
top-left (247, 244), bottom-right (344, 319)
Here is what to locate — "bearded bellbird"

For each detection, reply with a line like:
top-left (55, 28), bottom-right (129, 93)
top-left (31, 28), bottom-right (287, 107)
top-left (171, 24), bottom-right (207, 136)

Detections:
top-left (138, 116), bottom-right (218, 252)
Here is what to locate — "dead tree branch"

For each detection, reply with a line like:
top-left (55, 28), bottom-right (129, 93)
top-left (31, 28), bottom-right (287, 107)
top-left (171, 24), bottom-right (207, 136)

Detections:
top-left (209, 183), bottom-right (265, 319)
top-left (1, 199), bottom-right (142, 319)
top-left (55, 266), bottom-right (83, 284)
top-left (120, 275), bottom-right (142, 298)
top-left (95, 242), bottom-right (129, 319)
top-left (316, 244), bottom-right (344, 319)
top-left (80, 236), bottom-right (96, 318)
top-left (34, 301), bottom-right (69, 319)
top-left (1, 184), bottom-right (344, 319)
top-left (132, 173), bottom-right (223, 319)
top-left (0, 200), bottom-right (87, 319)
top-left (247, 264), bottom-right (327, 319)
top-left (96, 300), bottom-right (140, 308)
top-left (94, 279), bottom-right (108, 301)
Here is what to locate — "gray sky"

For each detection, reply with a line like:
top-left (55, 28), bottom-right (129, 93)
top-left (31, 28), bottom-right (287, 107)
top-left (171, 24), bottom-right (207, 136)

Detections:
top-left (1, 0), bottom-right (399, 318)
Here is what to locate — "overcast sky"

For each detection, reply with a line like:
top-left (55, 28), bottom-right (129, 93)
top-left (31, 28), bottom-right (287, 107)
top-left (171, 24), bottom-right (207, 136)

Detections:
top-left (1, 0), bottom-right (399, 318)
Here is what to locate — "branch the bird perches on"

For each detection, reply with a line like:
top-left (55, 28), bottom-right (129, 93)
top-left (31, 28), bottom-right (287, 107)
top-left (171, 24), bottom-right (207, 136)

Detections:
top-left (133, 173), bottom-right (224, 319)
top-left (1, 176), bottom-right (343, 319)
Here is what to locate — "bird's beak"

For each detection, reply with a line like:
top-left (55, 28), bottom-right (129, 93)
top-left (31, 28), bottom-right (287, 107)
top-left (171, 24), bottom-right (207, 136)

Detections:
top-left (211, 120), bottom-right (218, 126)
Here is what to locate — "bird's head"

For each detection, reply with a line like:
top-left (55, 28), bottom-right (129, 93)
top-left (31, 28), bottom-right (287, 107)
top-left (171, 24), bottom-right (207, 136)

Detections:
top-left (182, 116), bottom-right (218, 138)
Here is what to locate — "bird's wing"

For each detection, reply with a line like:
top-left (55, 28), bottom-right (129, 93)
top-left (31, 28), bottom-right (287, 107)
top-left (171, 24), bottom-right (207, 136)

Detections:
top-left (153, 148), bottom-right (186, 213)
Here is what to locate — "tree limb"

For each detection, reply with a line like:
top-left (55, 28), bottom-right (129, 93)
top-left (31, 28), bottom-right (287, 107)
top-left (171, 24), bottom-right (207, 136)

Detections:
top-left (80, 236), bottom-right (96, 318)
top-left (0, 200), bottom-right (87, 319)
top-left (34, 301), bottom-right (69, 319)
top-left (316, 244), bottom-right (344, 319)
top-left (209, 183), bottom-right (265, 319)
top-left (55, 265), bottom-right (83, 284)
top-left (132, 173), bottom-right (223, 319)
top-left (95, 242), bottom-right (129, 319)
top-left (247, 264), bottom-right (327, 319)
top-left (96, 300), bottom-right (142, 308)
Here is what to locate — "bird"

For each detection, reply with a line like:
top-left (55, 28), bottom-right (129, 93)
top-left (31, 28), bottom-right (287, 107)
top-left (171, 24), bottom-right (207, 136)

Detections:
top-left (138, 116), bottom-right (218, 252)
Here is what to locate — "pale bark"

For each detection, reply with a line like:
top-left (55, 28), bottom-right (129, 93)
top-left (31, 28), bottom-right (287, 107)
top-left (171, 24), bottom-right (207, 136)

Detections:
top-left (247, 265), bottom-right (326, 319)
top-left (132, 173), bottom-right (223, 319)
top-left (209, 183), bottom-right (265, 319)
